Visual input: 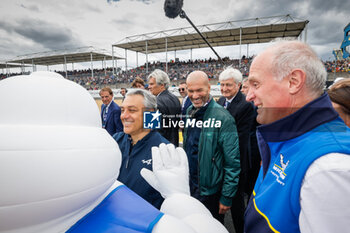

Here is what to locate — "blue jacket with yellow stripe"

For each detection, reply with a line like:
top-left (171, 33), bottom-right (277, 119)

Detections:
top-left (244, 93), bottom-right (350, 233)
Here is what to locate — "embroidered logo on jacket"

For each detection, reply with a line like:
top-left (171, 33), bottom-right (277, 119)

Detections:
top-left (142, 159), bottom-right (152, 165)
top-left (271, 154), bottom-right (289, 186)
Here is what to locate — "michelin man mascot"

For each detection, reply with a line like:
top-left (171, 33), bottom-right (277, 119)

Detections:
top-left (0, 72), bottom-right (228, 233)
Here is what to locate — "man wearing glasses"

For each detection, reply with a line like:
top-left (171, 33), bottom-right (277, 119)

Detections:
top-left (178, 81), bottom-right (192, 118)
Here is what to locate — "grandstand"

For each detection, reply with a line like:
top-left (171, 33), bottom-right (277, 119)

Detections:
top-left (3, 14), bottom-right (348, 92)
top-left (113, 14), bottom-right (308, 73)
top-left (6, 46), bottom-right (123, 79)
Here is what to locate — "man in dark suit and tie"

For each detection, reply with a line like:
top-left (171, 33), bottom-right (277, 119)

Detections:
top-left (178, 81), bottom-right (192, 118)
top-left (217, 67), bottom-right (255, 233)
top-left (148, 69), bottom-right (181, 146)
top-left (100, 87), bottom-right (123, 136)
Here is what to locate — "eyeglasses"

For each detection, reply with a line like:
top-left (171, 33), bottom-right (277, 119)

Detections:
top-left (178, 88), bottom-right (185, 92)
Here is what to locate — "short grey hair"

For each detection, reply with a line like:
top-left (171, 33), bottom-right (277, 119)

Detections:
top-left (267, 38), bottom-right (326, 96)
top-left (147, 69), bottom-right (170, 89)
top-left (125, 89), bottom-right (157, 110)
top-left (219, 67), bottom-right (243, 84)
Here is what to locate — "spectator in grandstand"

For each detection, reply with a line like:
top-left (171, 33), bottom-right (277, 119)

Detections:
top-left (183, 70), bottom-right (240, 224)
top-left (241, 77), bottom-right (249, 96)
top-left (328, 78), bottom-right (350, 127)
top-left (99, 87), bottom-right (123, 136)
top-left (217, 67), bottom-right (255, 233)
top-left (120, 87), bottom-right (127, 102)
top-left (244, 40), bottom-right (350, 233)
top-left (113, 89), bottom-right (168, 209)
top-left (178, 81), bottom-right (192, 118)
top-left (148, 69), bottom-right (181, 147)
top-left (131, 77), bottom-right (146, 89)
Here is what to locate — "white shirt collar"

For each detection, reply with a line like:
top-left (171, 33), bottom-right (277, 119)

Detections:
top-left (225, 93), bottom-right (237, 103)
top-left (105, 100), bottom-right (113, 113)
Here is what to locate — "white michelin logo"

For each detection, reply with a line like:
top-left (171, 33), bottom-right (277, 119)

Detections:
top-left (142, 159), bottom-right (152, 165)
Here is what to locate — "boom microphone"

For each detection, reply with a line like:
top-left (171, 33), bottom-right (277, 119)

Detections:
top-left (163, 0), bottom-right (223, 64)
top-left (164, 0), bottom-right (183, 18)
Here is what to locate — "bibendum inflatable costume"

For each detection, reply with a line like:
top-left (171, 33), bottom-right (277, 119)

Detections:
top-left (0, 71), bottom-right (228, 233)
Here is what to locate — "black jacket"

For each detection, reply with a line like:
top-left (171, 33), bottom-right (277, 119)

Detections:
top-left (157, 89), bottom-right (181, 146)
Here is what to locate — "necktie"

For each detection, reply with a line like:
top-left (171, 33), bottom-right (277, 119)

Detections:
top-left (102, 107), bottom-right (107, 128)
top-left (224, 100), bottom-right (229, 109)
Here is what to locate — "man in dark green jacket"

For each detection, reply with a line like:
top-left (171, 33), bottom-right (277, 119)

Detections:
top-left (183, 70), bottom-right (240, 223)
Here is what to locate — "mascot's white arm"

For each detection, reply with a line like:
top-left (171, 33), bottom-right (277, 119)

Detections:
top-left (141, 143), bottom-right (228, 233)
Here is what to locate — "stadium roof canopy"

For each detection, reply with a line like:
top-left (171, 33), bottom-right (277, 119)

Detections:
top-left (113, 14), bottom-right (309, 54)
top-left (8, 46), bottom-right (124, 66)
top-left (0, 62), bottom-right (27, 69)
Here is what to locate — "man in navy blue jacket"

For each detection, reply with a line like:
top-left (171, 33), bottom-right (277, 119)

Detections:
top-left (100, 87), bottom-right (123, 136)
top-left (113, 89), bottom-right (169, 209)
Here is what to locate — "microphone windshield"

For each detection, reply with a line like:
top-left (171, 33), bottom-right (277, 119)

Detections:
top-left (164, 0), bottom-right (183, 18)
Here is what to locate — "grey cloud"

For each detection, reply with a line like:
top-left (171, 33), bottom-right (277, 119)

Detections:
top-left (0, 18), bottom-right (84, 56)
top-left (20, 3), bottom-right (40, 12)
top-left (84, 3), bottom-right (102, 13)
top-left (308, 0), bottom-right (350, 14)
top-left (308, 19), bottom-right (345, 45)
top-left (111, 18), bottom-right (135, 27)
top-left (226, 0), bottom-right (346, 44)
top-left (0, 40), bottom-right (42, 60)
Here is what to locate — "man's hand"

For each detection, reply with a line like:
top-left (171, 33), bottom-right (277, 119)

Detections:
top-left (219, 203), bottom-right (231, 214)
top-left (141, 143), bottom-right (190, 199)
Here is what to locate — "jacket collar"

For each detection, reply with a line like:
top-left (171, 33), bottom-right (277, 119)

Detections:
top-left (157, 89), bottom-right (169, 97)
top-left (257, 93), bottom-right (339, 142)
top-left (127, 130), bottom-right (154, 147)
top-left (226, 91), bottom-right (243, 109)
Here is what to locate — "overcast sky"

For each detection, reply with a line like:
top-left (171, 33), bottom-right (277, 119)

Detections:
top-left (0, 0), bottom-right (348, 71)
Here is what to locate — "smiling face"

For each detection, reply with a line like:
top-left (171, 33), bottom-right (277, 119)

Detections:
top-left (100, 91), bottom-right (113, 105)
top-left (246, 51), bottom-right (292, 125)
top-left (187, 71), bottom-right (211, 108)
top-left (178, 83), bottom-right (188, 98)
top-left (120, 94), bottom-right (150, 141)
top-left (220, 78), bottom-right (240, 99)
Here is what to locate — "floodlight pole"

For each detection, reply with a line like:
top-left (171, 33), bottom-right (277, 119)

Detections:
top-left (112, 45), bottom-right (115, 75)
top-left (179, 10), bottom-right (223, 64)
top-left (239, 27), bottom-right (242, 68)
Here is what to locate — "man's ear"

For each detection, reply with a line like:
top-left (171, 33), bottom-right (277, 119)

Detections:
top-left (288, 69), bottom-right (306, 95)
